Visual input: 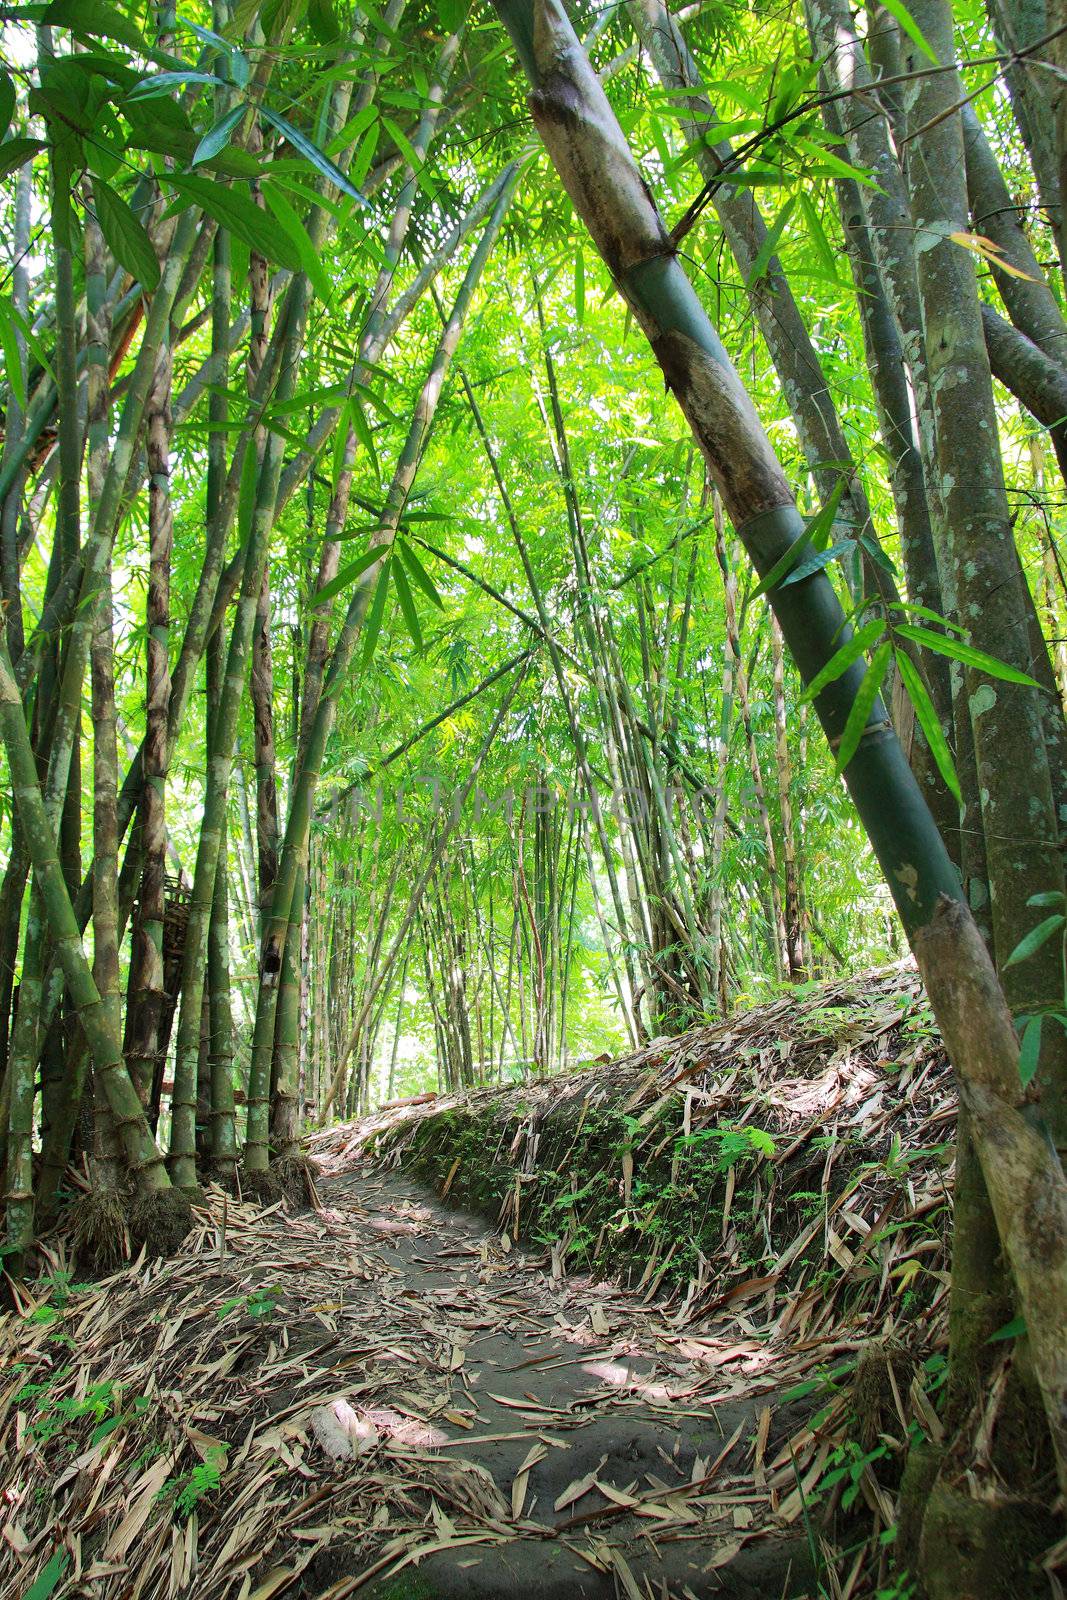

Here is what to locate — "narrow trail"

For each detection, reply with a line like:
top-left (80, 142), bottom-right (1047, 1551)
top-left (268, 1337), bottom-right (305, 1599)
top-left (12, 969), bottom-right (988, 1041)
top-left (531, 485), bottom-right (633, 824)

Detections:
top-left (0, 1152), bottom-right (848, 1600)
top-left (312, 1163), bottom-right (814, 1597)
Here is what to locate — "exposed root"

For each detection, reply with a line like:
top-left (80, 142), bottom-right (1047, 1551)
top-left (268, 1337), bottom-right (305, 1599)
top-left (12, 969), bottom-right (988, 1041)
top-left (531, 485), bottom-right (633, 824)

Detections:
top-left (242, 1166), bottom-right (285, 1207)
top-left (851, 1336), bottom-right (913, 1449)
top-left (272, 1153), bottom-right (320, 1210)
top-left (65, 1190), bottom-right (130, 1274)
top-left (129, 1187), bottom-right (193, 1259)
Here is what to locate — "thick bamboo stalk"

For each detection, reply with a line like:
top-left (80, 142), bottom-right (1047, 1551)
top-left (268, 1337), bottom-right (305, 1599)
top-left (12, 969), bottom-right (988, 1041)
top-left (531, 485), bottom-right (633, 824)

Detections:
top-left (0, 629), bottom-right (170, 1192)
top-left (492, 0), bottom-right (1067, 1495)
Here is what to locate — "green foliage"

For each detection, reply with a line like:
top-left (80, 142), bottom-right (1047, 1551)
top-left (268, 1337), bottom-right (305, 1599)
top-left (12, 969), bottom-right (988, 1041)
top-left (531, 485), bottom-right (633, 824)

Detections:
top-left (162, 1448), bottom-right (227, 1519)
top-left (215, 1285), bottom-right (283, 1321)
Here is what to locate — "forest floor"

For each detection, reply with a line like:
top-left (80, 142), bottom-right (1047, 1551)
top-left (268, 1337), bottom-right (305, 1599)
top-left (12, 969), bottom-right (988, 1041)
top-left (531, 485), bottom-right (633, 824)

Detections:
top-left (1, 966), bottom-right (956, 1599)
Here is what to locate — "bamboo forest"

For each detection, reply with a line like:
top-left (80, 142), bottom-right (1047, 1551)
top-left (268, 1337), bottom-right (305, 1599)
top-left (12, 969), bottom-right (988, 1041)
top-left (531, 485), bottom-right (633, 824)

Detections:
top-left (2, 0), bottom-right (1067, 1593)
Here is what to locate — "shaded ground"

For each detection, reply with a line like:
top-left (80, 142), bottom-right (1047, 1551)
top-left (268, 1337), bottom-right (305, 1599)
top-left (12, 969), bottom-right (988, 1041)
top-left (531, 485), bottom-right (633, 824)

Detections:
top-left (2, 968), bottom-right (957, 1598)
top-left (320, 1166), bottom-right (817, 1598)
top-left (1, 1156), bottom-right (876, 1600)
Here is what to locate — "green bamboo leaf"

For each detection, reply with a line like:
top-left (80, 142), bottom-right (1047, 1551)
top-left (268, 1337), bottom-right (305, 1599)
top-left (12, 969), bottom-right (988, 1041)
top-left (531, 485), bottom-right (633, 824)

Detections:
top-left (0, 70), bottom-right (14, 140)
top-left (261, 180), bottom-right (332, 303)
top-left (799, 618), bottom-right (885, 704)
top-left (835, 641), bottom-right (892, 777)
top-left (163, 174), bottom-right (301, 272)
top-left (894, 648), bottom-right (961, 804)
top-left (128, 71), bottom-right (224, 101)
top-left (398, 540), bottom-right (444, 609)
top-left (873, 0), bottom-right (940, 66)
top-left (574, 244), bottom-right (585, 325)
top-left (888, 601), bottom-right (967, 637)
top-left (391, 558), bottom-right (423, 651)
top-left (312, 543), bottom-right (387, 606)
top-left (779, 537), bottom-right (854, 589)
top-left (0, 300), bottom-right (26, 410)
top-left (192, 105), bottom-right (244, 168)
top-left (751, 478), bottom-right (845, 599)
top-left (1028, 891), bottom-right (1066, 908)
top-left (0, 138), bottom-right (45, 180)
top-left (346, 395), bottom-right (379, 486)
top-left (236, 439), bottom-right (258, 550)
top-left (92, 178), bottom-right (161, 291)
top-left (986, 1313), bottom-right (1027, 1343)
top-left (44, 0), bottom-right (145, 49)
top-left (383, 115), bottom-right (424, 187)
top-left (360, 556), bottom-right (392, 666)
top-left (795, 137), bottom-right (879, 190)
top-left (258, 104), bottom-right (369, 207)
top-left (22, 1547), bottom-right (69, 1600)
top-left (308, 0), bottom-right (341, 44)
top-left (1016, 1016), bottom-right (1042, 1090)
top-left (746, 195), bottom-right (795, 286)
top-left (797, 190), bottom-right (837, 279)
top-left (1004, 914), bottom-right (1065, 968)
top-left (857, 530), bottom-right (899, 577)
top-left (892, 623), bottom-right (1040, 687)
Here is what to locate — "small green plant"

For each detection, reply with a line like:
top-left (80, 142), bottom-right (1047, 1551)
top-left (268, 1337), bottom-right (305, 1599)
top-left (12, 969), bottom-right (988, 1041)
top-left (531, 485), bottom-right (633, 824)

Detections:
top-left (814, 1437), bottom-right (891, 1510)
top-left (162, 1447), bottom-right (226, 1517)
top-left (674, 1123), bottom-right (776, 1168)
top-left (216, 1284), bottom-right (283, 1321)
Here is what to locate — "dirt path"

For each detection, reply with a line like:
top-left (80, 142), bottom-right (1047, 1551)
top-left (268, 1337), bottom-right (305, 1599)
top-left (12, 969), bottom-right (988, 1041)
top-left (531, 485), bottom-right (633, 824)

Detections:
top-left (313, 1163), bottom-right (814, 1598)
top-left (1, 1155), bottom-right (836, 1600)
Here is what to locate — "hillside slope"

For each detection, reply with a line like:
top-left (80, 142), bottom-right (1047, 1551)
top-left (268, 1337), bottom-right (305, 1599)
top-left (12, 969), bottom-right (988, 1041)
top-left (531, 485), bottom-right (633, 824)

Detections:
top-left (313, 964), bottom-right (954, 1329)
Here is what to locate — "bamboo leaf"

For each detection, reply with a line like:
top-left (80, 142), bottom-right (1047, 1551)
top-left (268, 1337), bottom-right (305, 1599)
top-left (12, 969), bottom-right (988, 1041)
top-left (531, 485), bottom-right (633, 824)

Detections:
top-left (22, 1547), bottom-right (69, 1600)
top-left (312, 543), bottom-right (386, 606)
top-left (778, 537), bottom-right (854, 588)
top-left (888, 601), bottom-right (967, 636)
top-left (1004, 915), bottom-right (1065, 968)
top-left (44, 0), bottom-right (146, 49)
top-left (258, 103), bottom-right (369, 207)
top-left (0, 300), bottom-right (26, 409)
top-left (799, 618), bottom-right (886, 704)
top-left (948, 229), bottom-right (1038, 282)
top-left (128, 71), bottom-right (224, 101)
top-left (0, 70), bottom-right (14, 140)
top-left (347, 395), bottom-right (380, 487)
top-left (398, 541), bottom-right (444, 609)
top-left (986, 1313), bottom-right (1028, 1343)
top-left (746, 195), bottom-right (795, 286)
top-left (892, 623), bottom-right (1040, 687)
top-left (163, 173), bottom-right (301, 272)
top-left (262, 179), bottom-right (333, 302)
top-left (873, 0), bottom-right (939, 65)
top-left (391, 557), bottom-right (423, 651)
top-left (1017, 1016), bottom-right (1042, 1090)
top-left (360, 556), bottom-right (392, 665)
top-left (835, 641), bottom-right (892, 776)
top-left (0, 138), bottom-right (45, 180)
top-left (894, 649), bottom-right (961, 804)
top-left (192, 105), bottom-right (245, 168)
top-left (751, 478), bottom-right (845, 599)
top-left (92, 178), bottom-right (161, 291)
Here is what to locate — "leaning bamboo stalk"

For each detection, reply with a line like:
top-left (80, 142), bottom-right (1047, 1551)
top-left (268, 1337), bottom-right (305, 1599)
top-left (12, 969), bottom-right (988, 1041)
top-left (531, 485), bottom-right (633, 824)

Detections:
top-left (492, 0), bottom-right (1067, 1493)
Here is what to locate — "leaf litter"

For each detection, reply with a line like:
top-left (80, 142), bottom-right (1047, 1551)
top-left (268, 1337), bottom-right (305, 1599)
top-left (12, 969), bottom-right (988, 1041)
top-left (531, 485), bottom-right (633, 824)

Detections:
top-left (1, 963), bottom-right (959, 1598)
